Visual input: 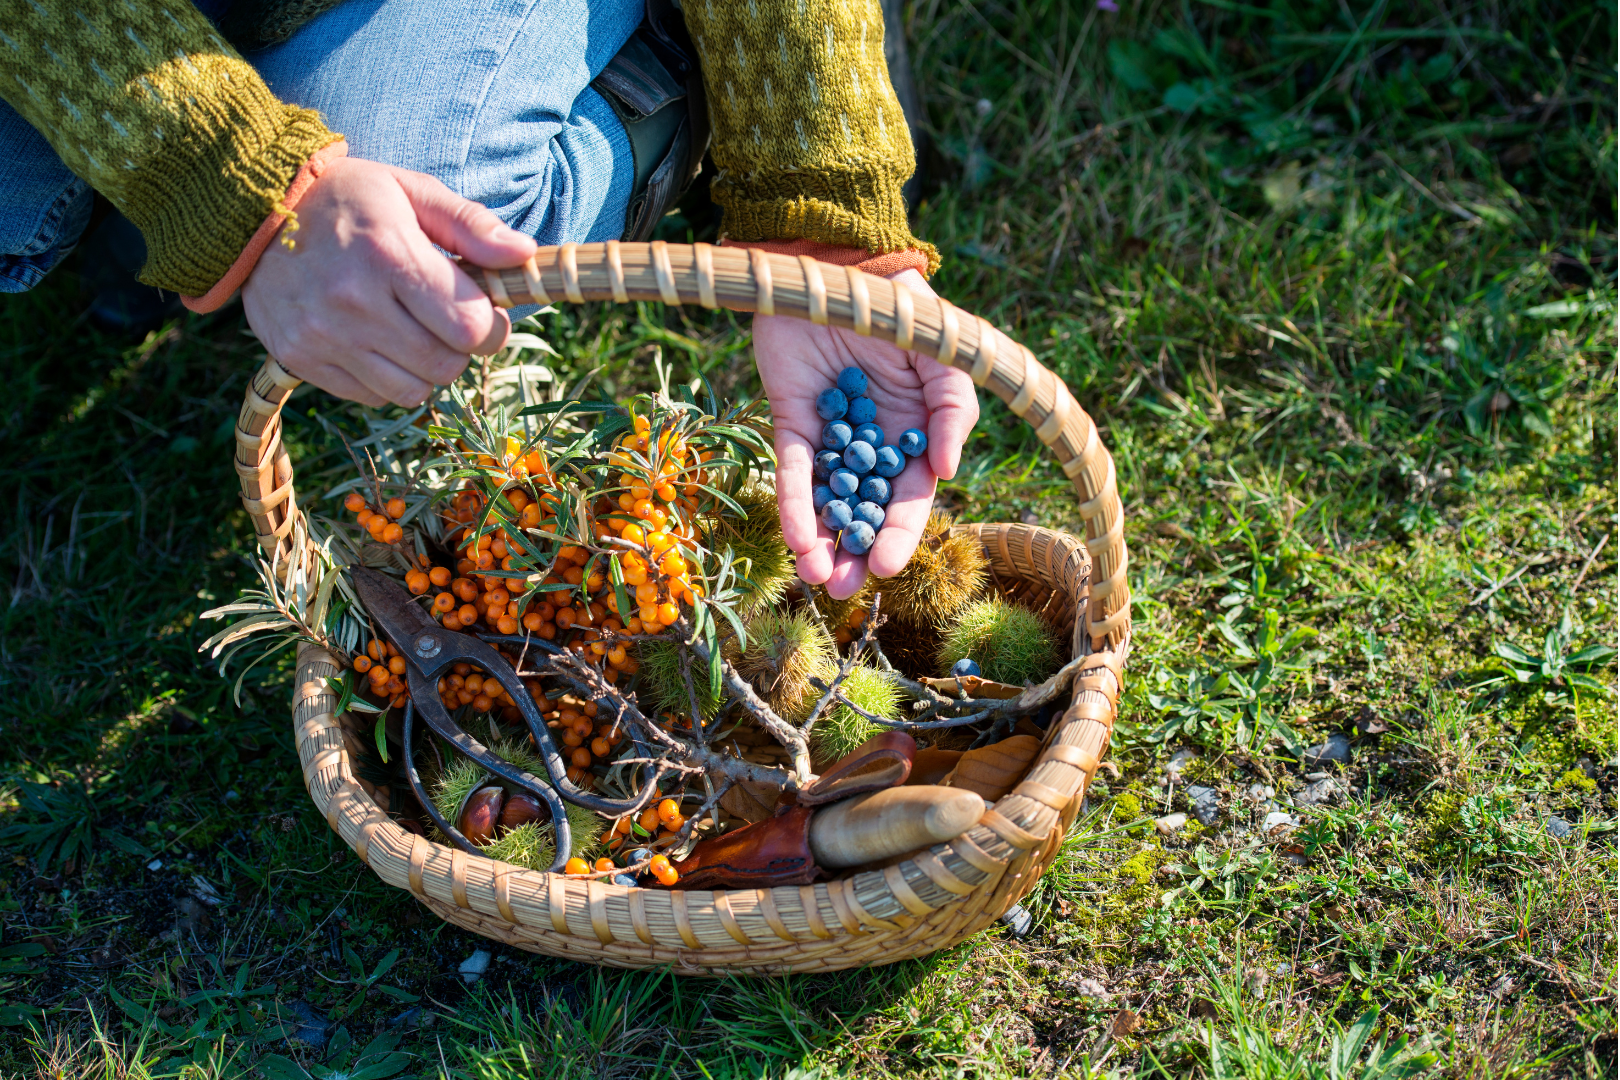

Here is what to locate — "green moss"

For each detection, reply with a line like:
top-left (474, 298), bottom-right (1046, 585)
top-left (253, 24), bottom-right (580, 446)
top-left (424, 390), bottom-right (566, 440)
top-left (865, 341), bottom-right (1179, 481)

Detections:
top-left (1118, 850), bottom-right (1156, 886)
top-left (938, 598), bottom-right (1061, 684)
top-left (1112, 792), bottom-right (1144, 823)
top-left (1555, 768), bottom-right (1598, 795)
top-left (813, 665), bottom-right (902, 761)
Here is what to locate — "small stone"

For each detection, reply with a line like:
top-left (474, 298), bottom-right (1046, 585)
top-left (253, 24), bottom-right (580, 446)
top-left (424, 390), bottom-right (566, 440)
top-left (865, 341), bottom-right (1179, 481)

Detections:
top-left (1246, 783), bottom-right (1276, 801)
top-left (1154, 812), bottom-right (1187, 834)
top-left (146, 859), bottom-right (162, 872)
top-left (1302, 733), bottom-right (1352, 766)
top-left (1263, 811), bottom-right (1298, 835)
top-left (1305, 771), bottom-right (1329, 781)
top-left (458, 948), bottom-right (492, 983)
top-left (999, 903), bottom-right (1033, 938)
top-left (1295, 778), bottom-right (1338, 806)
top-left (1544, 815), bottom-right (1573, 839)
top-left (1186, 785), bottom-right (1219, 825)
top-left (280, 1000), bottom-right (332, 1049)
top-left (1166, 748), bottom-right (1197, 775)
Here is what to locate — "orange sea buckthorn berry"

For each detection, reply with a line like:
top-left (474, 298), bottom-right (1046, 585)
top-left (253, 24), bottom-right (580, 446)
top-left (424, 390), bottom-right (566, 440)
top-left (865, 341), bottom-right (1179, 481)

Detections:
top-left (366, 515), bottom-right (388, 539)
top-left (405, 570), bottom-right (429, 594)
top-left (657, 798), bottom-right (681, 826)
top-left (655, 482), bottom-right (677, 503)
top-left (496, 615), bottom-right (518, 635)
top-left (564, 857), bottom-right (590, 876)
top-left (522, 612), bottom-right (543, 632)
top-left (590, 736), bottom-right (611, 757)
top-left (385, 496), bottom-right (407, 520)
top-left (343, 492), bottom-right (366, 513)
top-left (367, 639), bottom-right (385, 661)
top-left (555, 607), bottom-right (576, 630)
top-left (638, 806), bottom-right (661, 832)
top-left (382, 522), bottom-right (404, 544)
top-left (473, 694), bottom-right (494, 712)
top-left (457, 604), bottom-right (479, 627)
top-left (656, 601), bottom-right (680, 625)
top-left (649, 853), bottom-right (673, 877)
top-left (388, 655), bottom-right (408, 675)
top-left (594, 857), bottom-right (616, 874)
top-left (656, 865), bottom-right (679, 886)
top-left (352, 655), bottom-right (372, 673)
top-left (367, 664), bottom-right (390, 686)
top-left (428, 565), bottom-right (452, 588)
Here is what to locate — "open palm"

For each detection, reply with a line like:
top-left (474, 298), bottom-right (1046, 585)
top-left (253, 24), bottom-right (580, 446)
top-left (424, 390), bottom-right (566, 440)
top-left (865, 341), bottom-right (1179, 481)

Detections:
top-left (753, 270), bottom-right (979, 599)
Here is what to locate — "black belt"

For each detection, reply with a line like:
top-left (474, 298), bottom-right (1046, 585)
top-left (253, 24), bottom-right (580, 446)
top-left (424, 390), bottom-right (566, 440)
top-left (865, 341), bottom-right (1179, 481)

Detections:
top-left (593, 0), bottom-right (711, 242)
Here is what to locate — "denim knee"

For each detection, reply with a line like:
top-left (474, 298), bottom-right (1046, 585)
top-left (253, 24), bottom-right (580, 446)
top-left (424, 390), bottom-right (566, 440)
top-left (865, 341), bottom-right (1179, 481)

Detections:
top-left (0, 99), bottom-right (94, 293)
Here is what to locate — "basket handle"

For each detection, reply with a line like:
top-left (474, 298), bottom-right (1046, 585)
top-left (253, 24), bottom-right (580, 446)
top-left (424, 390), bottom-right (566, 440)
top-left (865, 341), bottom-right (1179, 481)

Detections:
top-left (469, 241), bottom-right (1129, 647)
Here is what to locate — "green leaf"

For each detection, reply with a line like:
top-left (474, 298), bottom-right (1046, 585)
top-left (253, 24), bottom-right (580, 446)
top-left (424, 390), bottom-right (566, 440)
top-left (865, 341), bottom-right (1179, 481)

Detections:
top-left (374, 713), bottom-right (390, 764)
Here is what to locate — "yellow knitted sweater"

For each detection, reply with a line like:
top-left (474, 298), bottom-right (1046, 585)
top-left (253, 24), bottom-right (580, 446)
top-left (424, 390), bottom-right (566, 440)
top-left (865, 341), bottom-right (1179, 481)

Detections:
top-left (0, 0), bottom-right (933, 297)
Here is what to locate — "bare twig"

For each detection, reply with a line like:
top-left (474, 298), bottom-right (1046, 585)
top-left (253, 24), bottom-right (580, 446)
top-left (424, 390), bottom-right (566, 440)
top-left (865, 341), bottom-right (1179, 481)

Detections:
top-left (680, 619), bottom-right (813, 783)
top-left (801, 593), bottom-right (889, 735)
top-left (832, 692), bottom-right (993, 731)
top-left (1572, 532), bottom-right (1610, 594)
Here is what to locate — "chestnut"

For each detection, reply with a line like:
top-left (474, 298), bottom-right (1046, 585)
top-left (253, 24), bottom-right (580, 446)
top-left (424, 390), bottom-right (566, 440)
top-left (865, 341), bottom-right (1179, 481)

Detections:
top-left (458, 786), bottom-right (505, 846)
top-left (499, 792), bottom-right (546, 831)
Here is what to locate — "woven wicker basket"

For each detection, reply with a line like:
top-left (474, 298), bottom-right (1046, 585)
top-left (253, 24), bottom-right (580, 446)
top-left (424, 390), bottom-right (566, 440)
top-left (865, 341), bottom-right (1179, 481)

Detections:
top-left (234, 242), bottom-right (1129, 974)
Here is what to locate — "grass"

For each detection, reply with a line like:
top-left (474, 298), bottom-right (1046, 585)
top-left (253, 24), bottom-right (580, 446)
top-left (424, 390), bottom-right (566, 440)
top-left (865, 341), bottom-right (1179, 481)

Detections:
top-left (0, 0), bottom-right (1613, 1076)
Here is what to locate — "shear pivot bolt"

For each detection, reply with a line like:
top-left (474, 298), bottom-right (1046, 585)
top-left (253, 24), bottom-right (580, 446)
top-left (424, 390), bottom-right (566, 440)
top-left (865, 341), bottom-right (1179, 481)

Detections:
top-left (414, 634), bottom-right (440, 659)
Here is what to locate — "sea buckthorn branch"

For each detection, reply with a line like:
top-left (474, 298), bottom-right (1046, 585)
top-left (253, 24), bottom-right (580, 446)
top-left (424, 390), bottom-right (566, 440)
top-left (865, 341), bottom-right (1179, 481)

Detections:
top-left (678, 617), bottom-right (815, 785)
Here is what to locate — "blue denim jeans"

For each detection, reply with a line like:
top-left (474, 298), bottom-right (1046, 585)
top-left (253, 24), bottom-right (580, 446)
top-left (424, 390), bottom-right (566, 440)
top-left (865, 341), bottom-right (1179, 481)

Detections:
top-left (0, 0), bottom-right (638, 293)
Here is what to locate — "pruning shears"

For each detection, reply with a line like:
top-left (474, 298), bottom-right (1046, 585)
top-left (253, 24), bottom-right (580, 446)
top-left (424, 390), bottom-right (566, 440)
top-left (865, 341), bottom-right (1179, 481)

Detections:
top-left (351, 566), bottom-right (660, 872)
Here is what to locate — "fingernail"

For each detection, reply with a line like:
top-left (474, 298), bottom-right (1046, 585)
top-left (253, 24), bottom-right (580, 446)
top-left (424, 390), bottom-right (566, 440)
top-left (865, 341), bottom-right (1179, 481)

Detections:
top-left (491, 223), bottom-right (529, 245)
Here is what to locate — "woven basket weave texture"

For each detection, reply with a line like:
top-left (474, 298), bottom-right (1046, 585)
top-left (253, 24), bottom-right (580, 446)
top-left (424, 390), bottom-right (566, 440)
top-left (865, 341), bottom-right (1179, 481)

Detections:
top-left (236, 242), bottom-right (1130, 973)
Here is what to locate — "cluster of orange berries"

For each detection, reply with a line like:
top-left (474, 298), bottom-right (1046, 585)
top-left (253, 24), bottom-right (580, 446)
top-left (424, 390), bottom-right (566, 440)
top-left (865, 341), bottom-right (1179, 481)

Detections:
top-left (432, 660), bottom-right (537, 725)
top-left (563, 797), bottom-right (686, 885)
top-left (833, 605), bottom-right (868, 646)
top-left (351, 637), bottom-right (412, 709)
top-left (344, 491), bottom-right (408, 544)
top-left (562, 852), bottom-right (679, 886)
top-left (543, 697), bottom-right (627, 789)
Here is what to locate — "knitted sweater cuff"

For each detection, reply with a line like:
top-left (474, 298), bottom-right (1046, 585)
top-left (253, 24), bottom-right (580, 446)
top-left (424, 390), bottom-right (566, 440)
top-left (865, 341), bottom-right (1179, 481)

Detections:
top-left (721, 238), bottom-right (931, 279)
top-left (132, 106), bottom-right (343, 297)
top-left (182, 141), bottom-right (349, 314)
top-left (712, 163), bottom-right (940, 278)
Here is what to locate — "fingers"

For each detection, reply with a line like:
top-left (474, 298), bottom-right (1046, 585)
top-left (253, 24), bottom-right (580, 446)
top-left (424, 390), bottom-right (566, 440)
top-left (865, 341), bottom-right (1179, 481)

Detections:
top-left (867, 458), bottom-right (937, 578)
top-left (774, 431), bottom-right (822, 556)
top-left (793, 534), bottom-right (837, 587)
top-left (823, 545), bottom-right (869, 599)
top-left (391, 168), bottom-right (536, 268)
top-left (474, 307), bottom-right (512, 356)
top-left (917, 356), bottom-right (978, 481)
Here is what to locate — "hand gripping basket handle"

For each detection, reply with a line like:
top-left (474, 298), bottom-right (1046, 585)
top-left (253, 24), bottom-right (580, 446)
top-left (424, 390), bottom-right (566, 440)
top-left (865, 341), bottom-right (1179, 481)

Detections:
top-left (468, 240), bottom-right (1130, 646)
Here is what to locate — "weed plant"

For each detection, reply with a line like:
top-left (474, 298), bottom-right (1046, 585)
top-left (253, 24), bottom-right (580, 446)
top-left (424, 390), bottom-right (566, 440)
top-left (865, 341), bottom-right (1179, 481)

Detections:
top-left (0, 0), bottom-right (1613, 1076)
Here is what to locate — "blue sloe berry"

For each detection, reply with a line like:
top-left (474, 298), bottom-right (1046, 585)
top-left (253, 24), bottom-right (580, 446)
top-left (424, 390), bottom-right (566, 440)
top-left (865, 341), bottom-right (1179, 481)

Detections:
top-left (898, 428), bottom-right (928, 457)
top-left (837, 367), bottom-right (868, 397)
top-left (819, 499), bottom-right (854, 531)
top-left (814, 450), bottom-right (843, 480)
top-left (816, 388), bottom-right (848, 420)
top-left (840, 520), bottom-right (875, 554)
top-left (852, 501), bottom-right (885, 529)
top-left (858, 475), bottom-right (891, 505)
top-left (846, 396), bottom-right (877, 425)
top-left (951, 658), bottom-right (982, 678)
top-left (821, 421), bottom-right (853, 451)
top-left (828, 469), bottom-right (860, 499)
top-left (853, 422), bottom-right (883, 446)
top-left (812, 485), bottom-right (836, 511)
top-left (842, 440), bottom-right (877, 475)
top-left (873, 445), bottom-right (904, 478)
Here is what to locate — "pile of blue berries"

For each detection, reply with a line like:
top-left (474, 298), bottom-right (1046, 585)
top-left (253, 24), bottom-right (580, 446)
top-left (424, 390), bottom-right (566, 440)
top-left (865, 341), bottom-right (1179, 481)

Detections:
top-left (813, 367), bottom-right (929, 555)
